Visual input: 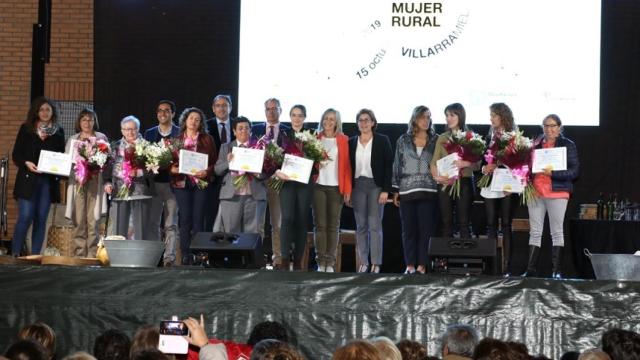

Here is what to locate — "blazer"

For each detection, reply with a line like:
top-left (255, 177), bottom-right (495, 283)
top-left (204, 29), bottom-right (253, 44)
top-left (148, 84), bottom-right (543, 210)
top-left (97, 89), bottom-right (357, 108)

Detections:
top-left (348, 133), bottom-right (393, 193)
top-left (171, 132), bottom-right (218, 188)
top-left (12, 123), bottom-right (65, 202)
top-left (533, 134), bottom-right (579, 193)
top-left (206, 117), bottom-right (235, 151)
top-left (317, 132), bottom-right (352, 195)
top-left (214, 141), bottom-right (266, 201)
top-left (251, 122), bottom-right (291, 146)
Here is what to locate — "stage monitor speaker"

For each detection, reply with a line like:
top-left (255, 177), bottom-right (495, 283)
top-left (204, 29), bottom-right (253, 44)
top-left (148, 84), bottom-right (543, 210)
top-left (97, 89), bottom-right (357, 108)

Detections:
top-left (190, 232), bottom-right (263, 269)
top-left (428, 237), bottom-right (497, 275)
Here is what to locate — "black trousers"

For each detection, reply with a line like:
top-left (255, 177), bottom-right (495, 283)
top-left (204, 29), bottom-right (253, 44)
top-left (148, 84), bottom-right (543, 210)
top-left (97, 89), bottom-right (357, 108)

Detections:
top-left (438, 177), bottom-right (474, 238)
top-left (484, 193), bottom-right (519, 273)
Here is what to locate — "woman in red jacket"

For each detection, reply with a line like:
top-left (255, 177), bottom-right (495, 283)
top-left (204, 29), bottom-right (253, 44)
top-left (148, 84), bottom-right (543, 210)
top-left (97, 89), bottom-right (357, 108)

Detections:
top-left (312, 108), bottom-right (352, 272)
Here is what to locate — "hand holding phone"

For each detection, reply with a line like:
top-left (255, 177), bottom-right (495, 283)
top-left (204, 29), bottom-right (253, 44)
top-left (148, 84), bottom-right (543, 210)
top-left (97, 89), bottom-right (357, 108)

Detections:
top-left (158, 318), bottom-right (189, 354)
top-left (182, 314), bottom-right (209, 348)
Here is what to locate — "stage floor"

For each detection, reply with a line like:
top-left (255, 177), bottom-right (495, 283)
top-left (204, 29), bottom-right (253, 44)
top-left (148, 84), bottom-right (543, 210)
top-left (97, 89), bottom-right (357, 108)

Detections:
top-left (1, 265), bottom-right (639, 359)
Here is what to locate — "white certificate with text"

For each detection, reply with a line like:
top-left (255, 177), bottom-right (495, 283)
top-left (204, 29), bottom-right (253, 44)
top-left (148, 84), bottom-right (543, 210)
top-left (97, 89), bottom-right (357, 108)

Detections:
top-left (532, 147), bottom-right (567, 173)
top-left (281, 154), bottom-right (313, 184)
top-left (490, 168), bottom-right (525, 193)
top-left (436, 152), bottom-right (460, 179)
top-left (229, 147), bottom-right (265, 174)
top-left (178, 149), bottom-right (208, 175)
top-left (37, 150), bottom-right (72, 177)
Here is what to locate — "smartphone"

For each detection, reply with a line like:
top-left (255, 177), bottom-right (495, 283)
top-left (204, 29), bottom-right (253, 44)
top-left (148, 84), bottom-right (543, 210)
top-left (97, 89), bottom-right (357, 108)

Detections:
top-left (158, 320), bottom-right (188, 354)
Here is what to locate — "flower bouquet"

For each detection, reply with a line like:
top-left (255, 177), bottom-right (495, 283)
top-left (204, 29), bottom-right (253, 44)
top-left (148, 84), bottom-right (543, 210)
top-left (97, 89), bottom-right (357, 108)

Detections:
top-left (141, 139), bottom-right (173, 174)
top-left (74, 138), bottom-right (112, 194)
top-left (116, 145), bottom-right (139, 199)
top-left (441, 130), bottom-right (486, 199)
top-left (477, 130), bottom-right (516, 189)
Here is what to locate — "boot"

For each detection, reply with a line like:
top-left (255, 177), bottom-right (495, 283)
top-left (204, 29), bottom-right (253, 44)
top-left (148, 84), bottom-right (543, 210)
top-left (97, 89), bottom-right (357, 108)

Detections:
top-left (551, 246), bottom-right (563, 279)
top-left (459, 223), bottom-right (472, 239)
top-left (521, 245), bottom-right (540, 277)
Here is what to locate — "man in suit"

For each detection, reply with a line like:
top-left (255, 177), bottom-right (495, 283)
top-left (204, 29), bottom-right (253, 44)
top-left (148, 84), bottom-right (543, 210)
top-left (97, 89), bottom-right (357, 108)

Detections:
top-left (203, 94), bottom-right (234, 231)
top-left (251, 98), bottom-right (289, 268)
top-left (213, 117), bottom-right (266, 233)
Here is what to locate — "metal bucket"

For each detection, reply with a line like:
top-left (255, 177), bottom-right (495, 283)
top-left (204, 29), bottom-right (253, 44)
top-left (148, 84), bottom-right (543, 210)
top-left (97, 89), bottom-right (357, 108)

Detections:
top-left (584, 249), bottom-right (640, 281)
top-left (104, 239), bottom-right (163, 268)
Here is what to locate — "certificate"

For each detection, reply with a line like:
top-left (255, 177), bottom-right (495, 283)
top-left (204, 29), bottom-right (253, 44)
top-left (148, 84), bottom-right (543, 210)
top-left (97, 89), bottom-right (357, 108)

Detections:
top-left (68, 139), bottom-right (80, 164)
top-left (37, 150), bottom-right (72, 177)
top-left (178, 149), bottom-right (208, 175)
top-left (229, 147), bottom-right (265, 174)
top-left (532, 147), bottom-right (567, 173)
top-left (490, 168), bottom-right (525, 193)
top-left (436, 152), bottom-right (460, 179)
top-left (280, 154), bottom-right (313, 184)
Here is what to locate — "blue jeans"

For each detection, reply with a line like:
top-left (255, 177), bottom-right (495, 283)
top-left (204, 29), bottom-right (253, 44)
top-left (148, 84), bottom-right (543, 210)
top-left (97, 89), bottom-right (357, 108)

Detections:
top-left (12, 176), bottom-right (51, 255)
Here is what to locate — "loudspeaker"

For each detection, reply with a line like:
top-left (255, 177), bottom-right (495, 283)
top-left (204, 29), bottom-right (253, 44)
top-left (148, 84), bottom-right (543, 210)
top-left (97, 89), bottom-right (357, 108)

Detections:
top-left (190, 232), bottom-right (264, 269)
top-left (428, 237), bottom-right (497, 275)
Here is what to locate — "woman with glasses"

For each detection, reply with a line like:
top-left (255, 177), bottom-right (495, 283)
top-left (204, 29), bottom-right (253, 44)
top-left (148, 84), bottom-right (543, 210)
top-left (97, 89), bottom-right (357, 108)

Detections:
top-left (522, 114), bottom-right (579, 278)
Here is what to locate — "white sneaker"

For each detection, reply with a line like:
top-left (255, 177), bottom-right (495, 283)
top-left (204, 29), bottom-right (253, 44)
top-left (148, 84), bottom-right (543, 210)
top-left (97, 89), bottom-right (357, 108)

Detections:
top-left (317, 265), bottom-right (326, 272)
top-left (325, 266), bottom-right (335, 273)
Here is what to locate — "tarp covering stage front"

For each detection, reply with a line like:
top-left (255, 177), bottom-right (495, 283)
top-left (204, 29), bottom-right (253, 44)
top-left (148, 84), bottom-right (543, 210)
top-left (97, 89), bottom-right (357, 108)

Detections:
top-left (1, 266), bottom-right (639, 359)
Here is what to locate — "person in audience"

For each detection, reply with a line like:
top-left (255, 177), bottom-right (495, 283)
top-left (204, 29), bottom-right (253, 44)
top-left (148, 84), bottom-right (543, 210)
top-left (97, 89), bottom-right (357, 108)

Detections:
top-left (11, 96), bottom-right (65, 256)
top-left (103, 116), bottom-right (155, 240)
top-left (65, 108), bottom-right (109, 258)
top-left (349, 109), bottom-right (393, 273)
top-left (312, 108), bottom-right (352, 272)
top-left (130, 350), bottom-right (171, 360)
top-left (250, 340), bottom-right (283, 360)
top-left (601, 328), bottom-right (640, 360)
top-left (395, 340), bottom-right (428, 360)
top-left (183, 316), bottom-right (228, 360)
top-left (441, 324), bottom-right (479, 360)
top-left (250, 342), bottom-right (304, 360)
top-left (472, 338), bottom-right (529, 360)
top-left (561, 351), bottom-right (581, 360)
top-left (431, 103), bottom-right (477, 239)
top-left (274, 105), bottom-right (314, 271)
top-left (392, 105), bottom-right (439, 275)
top-left (205, 94), bottom-right (235, 233)
top-left (371, 337), bottom-right (402, 360)
top-left (17, 322), bottom-right (56, 360)
top-left (4, 340), bottom-right (49, 360)
top-left (63, 352), bottom-right (97, 360)
top-left (505, 342), bottom-right (529, 359)
top-left (332, 340), bottom-right (382, 360)
top-left (93, 329), bottom-right (131, 360)
top-left (252, 98), bottom-right (290, 268)
top-left (578, 349), bottom-right (611, 360)
top-left (523, 114), bottom-right (580, 278)
top-left (129, 325), bottom-right (160, 359)
top-left (480, 103), bottom-right (519, 276)
top-left (214, 116), bottom-right (266, 234)
top-left (143, 100), bottom-right (180, 266)
top-left (170, 107), bottom-right (217, 264)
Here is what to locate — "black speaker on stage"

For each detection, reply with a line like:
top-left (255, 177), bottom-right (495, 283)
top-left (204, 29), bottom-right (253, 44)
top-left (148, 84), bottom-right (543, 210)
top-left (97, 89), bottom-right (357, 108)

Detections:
top-left (190, 232), bottom-right (263, 269)
top-left (428, 237), bottom-right (497, 275)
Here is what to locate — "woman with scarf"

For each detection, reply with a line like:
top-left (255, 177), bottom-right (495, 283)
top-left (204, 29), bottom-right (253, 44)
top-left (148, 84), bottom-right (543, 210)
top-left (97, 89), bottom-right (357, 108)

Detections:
top-left (11, 96), bottom-right (65, 256)
top-left (171, 107), bottom-right (217, 265)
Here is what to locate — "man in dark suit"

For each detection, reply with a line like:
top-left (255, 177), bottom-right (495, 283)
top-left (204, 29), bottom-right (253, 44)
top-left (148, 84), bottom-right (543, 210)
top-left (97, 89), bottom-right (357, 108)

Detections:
top-left (251, 98), bottom-right (290, 268)
top-left (203, 94), bottom-right (235, 232)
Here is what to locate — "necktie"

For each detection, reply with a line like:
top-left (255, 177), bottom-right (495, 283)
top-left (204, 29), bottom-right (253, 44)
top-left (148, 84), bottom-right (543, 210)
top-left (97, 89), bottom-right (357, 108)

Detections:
top-left (268, 125), bottom-right (275, 140)
top-left (220, 123), bottom-right (227, 143)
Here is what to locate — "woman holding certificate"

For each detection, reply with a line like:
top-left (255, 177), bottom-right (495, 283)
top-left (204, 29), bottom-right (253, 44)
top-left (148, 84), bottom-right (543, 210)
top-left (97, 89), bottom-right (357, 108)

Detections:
top-left (348, 109), bottom-right (393, 274)
top-left (480, 103), bottom-right (519, 276)
top-left (312, 108), bottom-right (352, 272)
top-left (392, 105), bottom-right (438, 274)
top-left (11, 96), bottom-right (65, 256)
top-left (430, 103), bottom-right (476, 239)
top-left (523, 114), bottom-right (579, 279)
top-left (274, 105), bottom-right (313, 271)
top-left (65, 109), bottom-right (109, 257)
top-left (171, 107), bottom-right (217, 265)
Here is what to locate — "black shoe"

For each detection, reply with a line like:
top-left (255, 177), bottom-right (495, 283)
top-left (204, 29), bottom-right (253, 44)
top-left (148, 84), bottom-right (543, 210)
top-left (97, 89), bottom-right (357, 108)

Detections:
top-left (551, 246), bottom-right (563, 278)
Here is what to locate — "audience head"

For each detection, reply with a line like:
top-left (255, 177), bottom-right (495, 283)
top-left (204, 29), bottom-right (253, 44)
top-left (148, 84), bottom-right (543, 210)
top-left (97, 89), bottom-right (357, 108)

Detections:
top-left (129, 350), bottom-right (170, 360)
top-left (561, 351), bottom-right (581, 360)
top-left (332, 340), bottom-right (381, 360)
top-left (602, 328), bottom-right (640, 360)
top-left (129, 325), bottom-right (159, 359)
top-left (441, 324), bottom-right (479, 358)
top-left (17, 322), bottom-right (56, 360)
top-left (395, 340), bottom-right (427, 360)
top-left (4, 340), bottom-right (49, 360)
top-left (62, 352), bottom-right (97, 360)
top-left (250, 341), bottom-right (304, 360)
top-left (505, 342), bottom-right (529, 359)
top-left (247, 321), bottom-right (289, 346)
top-left (371, 337), bottom-right (402, 360)
top-left (472, 338), bottom-right (511, 360)
top-left (93, 329), bottom-right (131, 360)
top-left (579, 349), bottom-right (612, 360)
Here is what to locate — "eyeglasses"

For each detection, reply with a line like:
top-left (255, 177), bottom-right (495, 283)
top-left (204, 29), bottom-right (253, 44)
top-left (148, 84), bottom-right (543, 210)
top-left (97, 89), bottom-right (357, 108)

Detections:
top-left (121, 128), bottom-right (137, 132)
top-left (265, 107), bottom-right (280, 112)
top-left (157, 109), bottom-right (172, 114)
top-left (543, 124), bottom-right (559, 129)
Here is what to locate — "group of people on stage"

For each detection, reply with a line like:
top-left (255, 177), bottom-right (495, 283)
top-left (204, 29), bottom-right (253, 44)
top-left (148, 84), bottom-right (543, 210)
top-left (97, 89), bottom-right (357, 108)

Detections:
top-left (10, 96), bottom-right (579, 277)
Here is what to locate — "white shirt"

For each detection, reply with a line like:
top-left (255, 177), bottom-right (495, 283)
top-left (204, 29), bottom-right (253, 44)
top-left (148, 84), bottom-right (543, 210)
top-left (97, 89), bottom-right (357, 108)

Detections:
top-left (217, 118), bottom-right (231, 144)
top-left (317, 138), bottom-right (339, 186)
top-left (355, 137), bottom-right (374, 178)
top-left (416, 146), bottom-right (424, 157)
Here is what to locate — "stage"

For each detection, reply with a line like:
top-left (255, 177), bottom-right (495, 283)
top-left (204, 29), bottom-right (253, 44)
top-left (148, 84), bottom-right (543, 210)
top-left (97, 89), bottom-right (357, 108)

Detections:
top-left (2, 265), bottom-right (639, 359)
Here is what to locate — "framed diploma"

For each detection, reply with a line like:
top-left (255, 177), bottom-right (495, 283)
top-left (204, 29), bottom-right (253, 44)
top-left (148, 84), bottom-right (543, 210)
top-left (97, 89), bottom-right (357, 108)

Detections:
top-left (436, 152), bottom-right (460, 179)
top-left (280, 154), bottom-right (313, 184)
top-left (178, 149), bottom-right (208, 175)
top-left (37, 150), bottom-right (72, 177)
top-left (229, 147), bottom-right (265, 174)
top-left (532, 147), bottom-right (567, 173)
top-left (490, 168), bottom-right (525, 193)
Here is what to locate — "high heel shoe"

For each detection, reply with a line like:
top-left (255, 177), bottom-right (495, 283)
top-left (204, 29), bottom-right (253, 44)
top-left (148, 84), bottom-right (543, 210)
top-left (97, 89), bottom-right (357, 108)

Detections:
top-left (370, 265), bottom-right (380, 273)
top-left (404, 266), bottom-right (416, 274)
top-left (357, 264), bottom-right (369, 273)
top-left (416, 265), bottom-right (426, 274)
